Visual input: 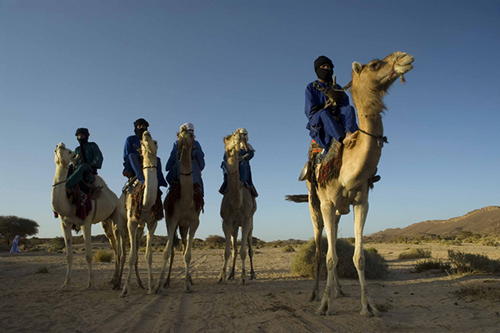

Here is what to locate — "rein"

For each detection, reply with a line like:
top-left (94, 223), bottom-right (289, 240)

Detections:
top-left (52, 180), bottom-right (67, 187)
top-left (143, 165), bottom-right (157, 169)
top-left (180, 171), bottom-right (193, 176)
top-left (358, 129), bottom-right (388, 148)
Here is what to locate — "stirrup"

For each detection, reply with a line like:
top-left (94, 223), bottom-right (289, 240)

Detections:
top-left (298, 161), bottom-right (309, 181)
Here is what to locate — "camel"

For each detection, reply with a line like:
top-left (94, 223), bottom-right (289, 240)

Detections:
top-left (120, 131), bottom-right (162, 297)
top-left (287, 52), bottom-right (414, 316)
top-left (155, 125), bottom-right (202, 293)
top-left (218, 131), bottom-right (257, 285)
top-left (52, 143), bottom-right (127, 291)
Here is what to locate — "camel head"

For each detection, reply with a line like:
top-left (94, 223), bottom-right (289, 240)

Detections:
top-left (177, 124), bottom-right (194, 150)
top-left (223, 132), bottom-right (241, 160)
top-left (54, 142), bottom-right (75, 167)
top-left (351, 51), bottom-right (414, 114)
top-left (141, 131), bottom-right (158, 166)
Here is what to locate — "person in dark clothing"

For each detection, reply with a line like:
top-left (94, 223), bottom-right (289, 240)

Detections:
top-left (66, 128), bottom-right (103, 191)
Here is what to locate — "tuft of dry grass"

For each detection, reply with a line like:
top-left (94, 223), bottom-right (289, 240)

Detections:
top-left (412, 259), bottom-right (451, 273)
top-left (398, 248), bottom-right (432, 260)
top-left (93, 250), bottom-right (113, 263)
top-left (448, 250), bottom-right (500, 274)
top-left (291, 238), bottom-right (388, 279)
top-left (282, 245), bottom-right (295, 253)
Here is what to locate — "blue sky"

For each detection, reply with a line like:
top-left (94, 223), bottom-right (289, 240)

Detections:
top-left (1, 1), bottom-right (499, 241)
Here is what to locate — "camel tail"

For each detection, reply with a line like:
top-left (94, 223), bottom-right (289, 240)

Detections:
top-left (285, 194), bottom-right (309, 203)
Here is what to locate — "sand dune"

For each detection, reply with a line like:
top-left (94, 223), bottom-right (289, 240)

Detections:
top-left (1, 244), bottom-right (499, 332)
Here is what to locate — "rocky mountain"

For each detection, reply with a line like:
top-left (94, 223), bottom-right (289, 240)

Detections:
top-left (367, 206), bottom-right (500, 241)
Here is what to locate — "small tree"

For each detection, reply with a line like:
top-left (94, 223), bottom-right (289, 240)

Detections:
top-left (0, 216), bottom-right (39, 245)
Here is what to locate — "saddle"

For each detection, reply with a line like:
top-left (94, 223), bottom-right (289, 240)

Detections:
top-left (130, 182), bottom-right (164, 221)
top-left (165, 183), bottom-right (204, 217)
top-left (307, 139), bottom-right (344, 187)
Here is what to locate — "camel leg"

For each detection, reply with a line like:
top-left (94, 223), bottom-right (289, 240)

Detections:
top-left (248, 222), bottom-right (256, 280)
top-left (81, 223), bottom-right (94, 289)
top-left (308, 183), bottom-right (324, 302)
top-left (121, 219), bottom-right (138, 297)
top-left (228, 228), bottom-right (239, 280)
top-left (317, 203), bottom-right (340, 316)
top-left (155, 221), bottom-right (177, 294)
top-left (239, 220), bottom-right (251, 285)
top-left (135, 226), bottom-right (145, 289)
top-left (101, 219), bottom-right (119, 288)
top-left (60, 222), bottom-right (73, 291)
top-left (353, 200), bottom-right (380, 317)
top-left (183, 222), bottom-right (198, 292)
top-left (218, 221), bottom-right (232, 284)
top-left (145, 220), bottom-right (157, 294)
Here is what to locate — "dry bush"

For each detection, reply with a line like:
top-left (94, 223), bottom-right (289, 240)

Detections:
top-left (412, 259), bottom-right (451, 273)
top-left (93, 250), bottom-right (113, 262)
top-left (36, 266), bottom-right (49, 274)
top-left (282, 245), bottom-right (295, 253)
top-left (291, 238), bottom-right (388, 279)
top-left (448, 250), bottom-right (500, 274)
top-left (47, 237), bottom-right (65, 253)
top-left (205, 235), bottom-right (226, 249)
top-left (398, 248), bottom-right (432, 260)
top-left (454, 282), bottom-right (500, 302)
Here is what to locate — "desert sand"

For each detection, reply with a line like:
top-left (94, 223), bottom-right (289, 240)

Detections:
top-left (1, 243), bottom-right (499, 332)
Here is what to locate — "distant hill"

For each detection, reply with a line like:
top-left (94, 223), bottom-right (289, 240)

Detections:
top-left (367, 206), bottom-right (500, 242)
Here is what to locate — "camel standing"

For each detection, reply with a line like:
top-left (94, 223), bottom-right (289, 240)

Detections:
top-left (218, 131), bottom-right (256, 284)
top-left (120, 131), bottom-right (161, 297)
top-left (288, 52), bottom-right (414, 316)
top-left (52, 143), bottom-right (127, 290)
top-left (155, 126), bottom-right (202, 293)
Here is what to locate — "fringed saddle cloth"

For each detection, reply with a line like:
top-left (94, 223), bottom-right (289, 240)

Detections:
top-left (308, 139), bottom-right (343, 186)
top-left (66, 186), bottom-right (93, 221)
top-left (130, 182), bottom-right (164, 221)
top-left (165, 183), bottom-right (205, 217)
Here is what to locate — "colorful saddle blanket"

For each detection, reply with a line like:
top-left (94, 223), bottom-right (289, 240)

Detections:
top-left (67, 185), bottom-right (93, 221)
top-left (308, 139), bottom-right (343, 187)
top-left (165, 183), bottom-right (205, 218)
top-left (130, 182), bottom-right (164, 221)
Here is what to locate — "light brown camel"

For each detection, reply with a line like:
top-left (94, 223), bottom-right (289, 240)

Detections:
top-left (52, 143), bottom-right (127, 291)
top-left (155, 125), bottom-right (202, 293)
top-left (120, 131), bottom-right (161, 297)
top-left (218, 131), bottom-right (256, 284)
top-left (287, 52), bottom-right (414, 316)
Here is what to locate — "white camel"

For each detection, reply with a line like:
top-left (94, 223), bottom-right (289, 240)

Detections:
top-left (121, 131), bottom-right (162, 297)
top-left (52, 142), bottom-right (127, 290)
top-left (218, 131), bottom-right (257, 284)
top-left (155, 125), bottom-right (202, 293)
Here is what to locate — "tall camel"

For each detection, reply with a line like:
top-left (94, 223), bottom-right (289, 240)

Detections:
top-left (120, 131), bottom-right (161, 297)
top-left (218, 131), bottom-right (256, 285)
top-left (155, 125), bottom-right (202, 293)
top-left (288, 52), bottom-right (414, 316)
top-left (52, 143), bottom-right (127, 291)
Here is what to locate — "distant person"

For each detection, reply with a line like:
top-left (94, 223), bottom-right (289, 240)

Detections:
top-left (219, 128), bottom-right (258, 197)
top-left (66, 128), bottom-right (103, 194)
top-left (122, 118), bottom-right (168, 189)
top-left (165, 123), bottom-right (205, 196)
top-left (10, 235), bottom-right (20, 254)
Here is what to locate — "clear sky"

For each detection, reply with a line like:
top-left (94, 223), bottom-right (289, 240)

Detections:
top-left (1, 1), bottom-right (499, 242)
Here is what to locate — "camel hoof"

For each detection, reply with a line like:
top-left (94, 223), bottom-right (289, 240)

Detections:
top-left (249, 272), bottom-right (257, 280)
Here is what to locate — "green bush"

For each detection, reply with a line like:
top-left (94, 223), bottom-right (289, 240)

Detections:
top-left (282, 245), bottom-right (295, 253)
top-left (448, 250), bottom-right (500, 274)
top-left (398, 248), bottom-right (432, 260)
top-left (291, 238), bottom-right (388, 279)
top-left (93, 250), bottom-right (113, 263)
top-left (412, 259), bottom-right (451, 273)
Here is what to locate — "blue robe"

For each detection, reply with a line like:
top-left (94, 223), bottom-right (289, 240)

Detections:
top-left (166, 140), bottom-right (205, 196)
top-left (220, 148), bottom-right (255, 192)
top-left (305, 80), bottom-right (359, 150)
top-left (123, 135), bottom-right (168, 187)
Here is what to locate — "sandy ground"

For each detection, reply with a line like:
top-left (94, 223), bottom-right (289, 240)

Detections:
top-left (1, 243), bottom-right (499, 332)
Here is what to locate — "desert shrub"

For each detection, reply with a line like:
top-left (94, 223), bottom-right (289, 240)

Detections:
top-left (47, 237), bottom-right (66, 253)
top-left (448, 250), bottom-right (500, 274)
top-left (398, 248), bottom-right (432, 260)
top-left (94, 250), bottom-right (113, 262)
top-left (365, 247), bottom-right (378, 254)
top-left (205, 235), bottom-right (226, 248)
top-left (291, 238), bottom-right (388, 279)
top-left (36, 266), bottom-right (49, 274)
top-left (454, 283), bottom-right (500, 301)
top-left (412, 259), bottom-right (451, 273)
top-left (282, 245), bottom-right (295, 253)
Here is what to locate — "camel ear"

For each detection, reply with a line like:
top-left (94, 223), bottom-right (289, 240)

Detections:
top-left (352, 62), bottom-right (363, 75)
